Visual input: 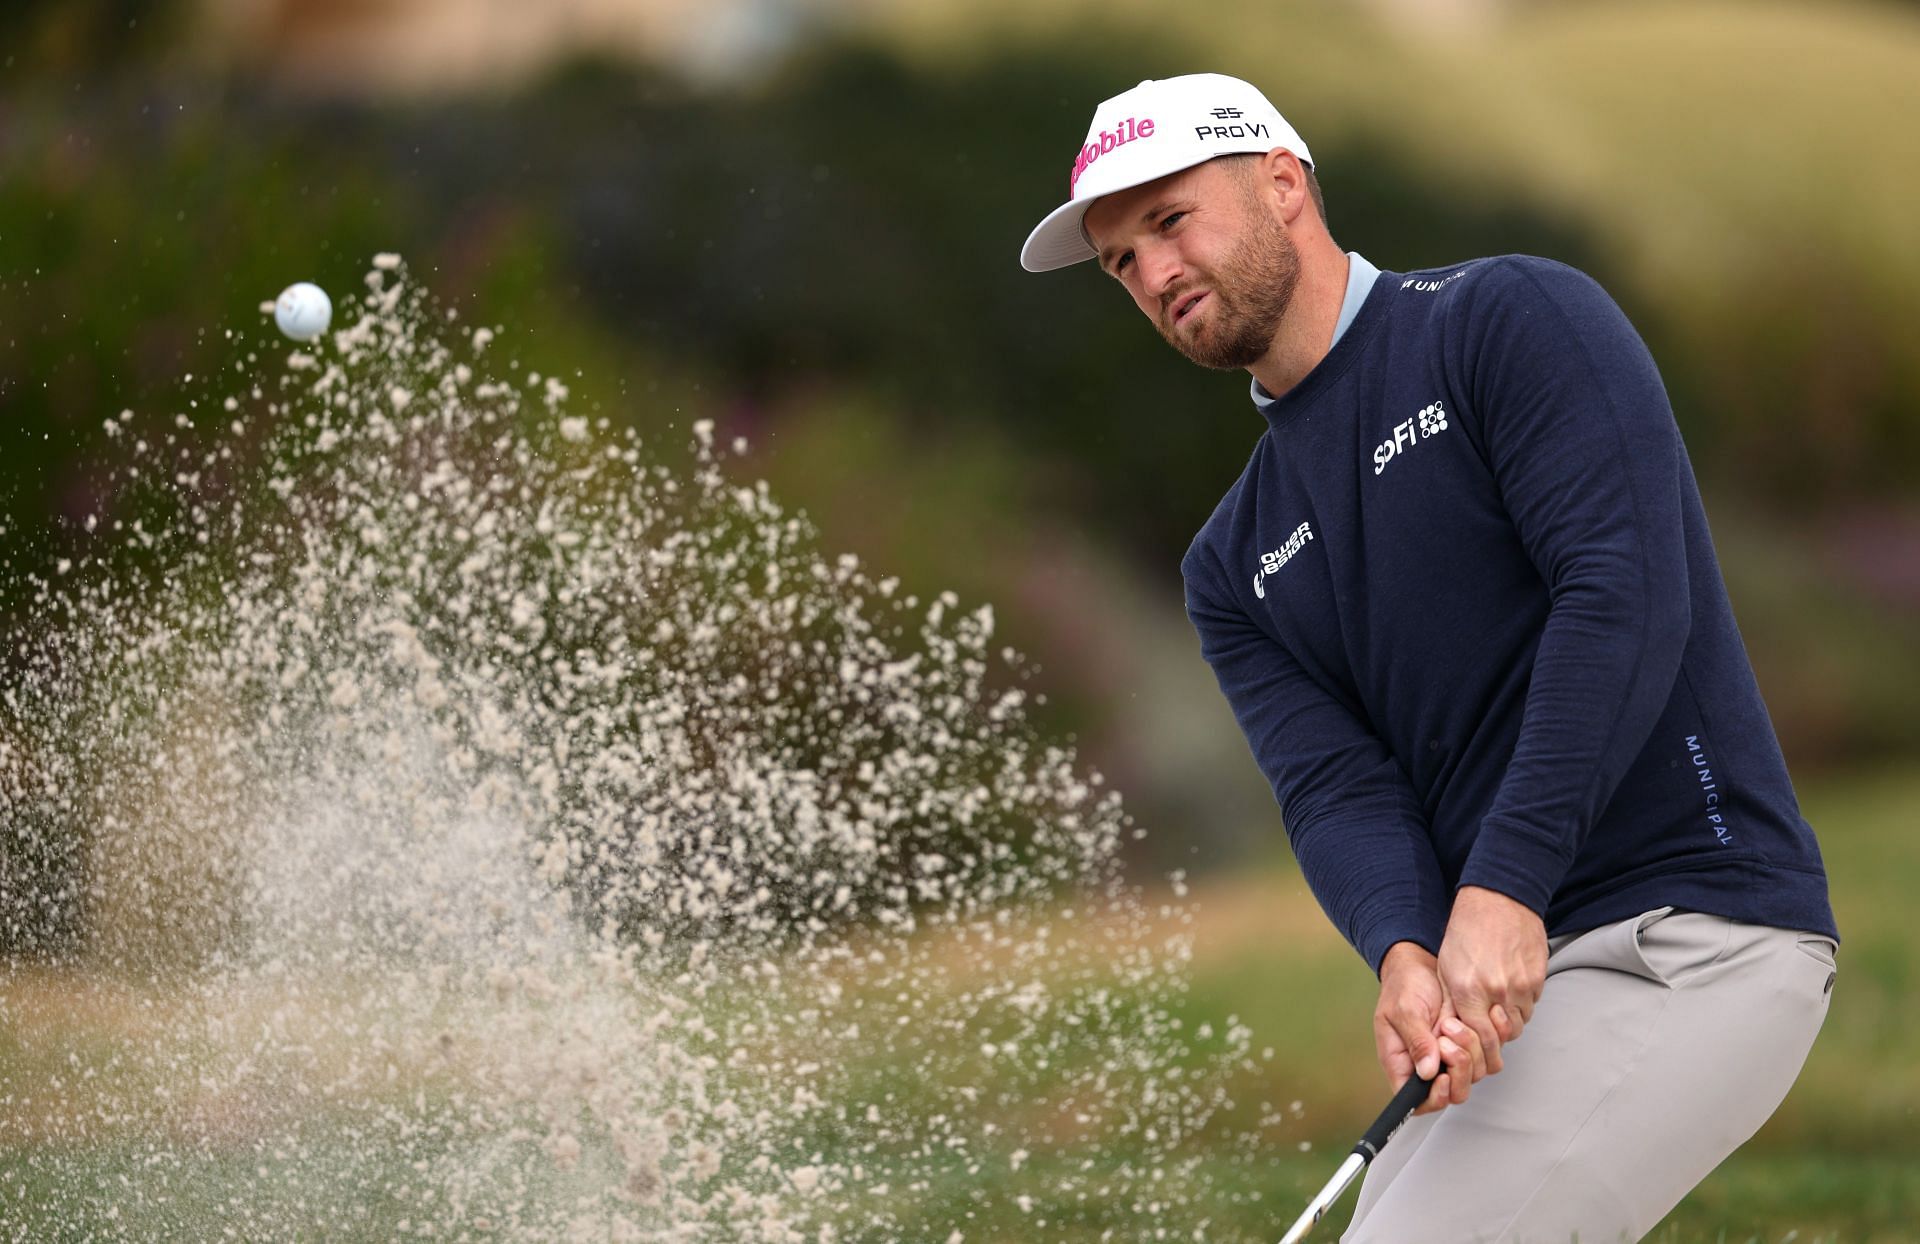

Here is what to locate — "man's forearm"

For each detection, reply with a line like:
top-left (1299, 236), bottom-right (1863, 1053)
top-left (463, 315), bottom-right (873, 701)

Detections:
top-left (1457, 263), bottom-right (1695, 911)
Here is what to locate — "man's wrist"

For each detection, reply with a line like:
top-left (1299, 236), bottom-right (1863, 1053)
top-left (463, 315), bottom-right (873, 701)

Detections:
top-left (1452, 884), bottom-right (1548, 927)
top-left (1380, 939), bottom-right (1438, 978)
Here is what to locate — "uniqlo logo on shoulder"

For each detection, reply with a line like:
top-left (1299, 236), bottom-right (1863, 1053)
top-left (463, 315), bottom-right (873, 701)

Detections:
top-left (1374, 401), bottom-right (1450, 476)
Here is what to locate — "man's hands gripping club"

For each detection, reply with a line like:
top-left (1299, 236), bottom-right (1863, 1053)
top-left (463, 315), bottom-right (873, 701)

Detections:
top-left (1374, 886), bottom-right (1548, 1114)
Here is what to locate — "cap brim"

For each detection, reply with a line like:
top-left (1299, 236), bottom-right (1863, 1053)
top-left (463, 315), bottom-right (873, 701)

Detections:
top-left (1018, 148), bottom-right (1242, 273)
top-left (1020, 133), bottom-right (1316, 274)
top-left (1020, 197), bottom-right (1100, 273)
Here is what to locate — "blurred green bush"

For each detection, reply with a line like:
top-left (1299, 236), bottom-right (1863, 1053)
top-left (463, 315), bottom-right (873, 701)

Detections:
top-left (3, 6), bottom-right (1918, 954)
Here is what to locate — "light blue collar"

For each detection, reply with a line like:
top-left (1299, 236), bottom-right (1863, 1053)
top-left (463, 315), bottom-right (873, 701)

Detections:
top-left (1250, 251), bottom-right (1380, 407)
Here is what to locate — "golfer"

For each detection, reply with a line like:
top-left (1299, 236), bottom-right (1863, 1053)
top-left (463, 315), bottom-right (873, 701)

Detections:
top-left (1019, 73), bottom-right (1839, 1242)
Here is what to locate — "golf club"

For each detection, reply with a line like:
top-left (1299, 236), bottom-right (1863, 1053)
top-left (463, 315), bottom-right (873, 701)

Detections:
top-left (1277, 1069), bottom-right (1437, 1244)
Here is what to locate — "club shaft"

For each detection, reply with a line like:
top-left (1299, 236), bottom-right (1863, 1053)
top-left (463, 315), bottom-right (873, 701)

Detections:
top-left (1276, 1072), bottom-right (1435, 1244)
top-left (1277, 1152), bottom-right (1365, 1244)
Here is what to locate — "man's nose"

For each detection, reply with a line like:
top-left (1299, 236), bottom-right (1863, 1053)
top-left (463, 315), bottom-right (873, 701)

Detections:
top-left (1137, 242), bottom-right (1183, 298)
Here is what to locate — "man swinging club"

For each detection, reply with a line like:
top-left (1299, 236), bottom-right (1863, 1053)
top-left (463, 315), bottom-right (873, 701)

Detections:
top-left (1019, 72), bottom-right (1839, 1242)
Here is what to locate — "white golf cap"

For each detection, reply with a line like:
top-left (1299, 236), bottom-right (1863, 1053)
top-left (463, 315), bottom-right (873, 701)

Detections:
top-left (1019, 73), bottom-right (1314, 273)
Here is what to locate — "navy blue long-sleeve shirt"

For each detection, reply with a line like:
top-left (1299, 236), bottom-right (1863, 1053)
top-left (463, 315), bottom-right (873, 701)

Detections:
top-left (1181, 255), bottom-right (1837, 972)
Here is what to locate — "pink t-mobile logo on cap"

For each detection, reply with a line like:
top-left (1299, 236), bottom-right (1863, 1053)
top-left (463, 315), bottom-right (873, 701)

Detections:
top-left (1069, 116), bottom-right (1156, 194)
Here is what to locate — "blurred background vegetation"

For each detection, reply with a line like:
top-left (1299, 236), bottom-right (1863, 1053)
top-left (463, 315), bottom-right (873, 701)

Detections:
top-left (3, 0), bottom-right (1919, 1235)
top-left (6, 0), bottom-right (1918, 857)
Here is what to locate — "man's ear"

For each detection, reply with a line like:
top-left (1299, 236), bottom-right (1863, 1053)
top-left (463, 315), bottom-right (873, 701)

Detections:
top-left (1258, 148), bottom-right (1308, 223)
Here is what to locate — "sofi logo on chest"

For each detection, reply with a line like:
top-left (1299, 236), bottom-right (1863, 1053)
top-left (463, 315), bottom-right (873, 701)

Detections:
top-left (1373, 400), bottom-right (1450, 476)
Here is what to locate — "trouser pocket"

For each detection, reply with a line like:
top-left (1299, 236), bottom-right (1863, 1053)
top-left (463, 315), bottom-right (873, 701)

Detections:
top-left (1630, 909), bottom-right (1735, 987)
top-left (1545, 907), bottom-right (1734, 988)
top-left (1546, 906), bottom-right (1676, 985)
top-left (1794, 933), bottom-right (1839, 997)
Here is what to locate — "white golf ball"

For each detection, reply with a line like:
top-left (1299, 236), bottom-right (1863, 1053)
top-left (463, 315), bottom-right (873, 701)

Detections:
top-left (274, 282), bottom-right (332, 342)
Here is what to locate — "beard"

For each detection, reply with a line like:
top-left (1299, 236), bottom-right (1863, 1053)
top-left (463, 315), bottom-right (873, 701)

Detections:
top-left (1154, 210), bottom-right (1300, 371)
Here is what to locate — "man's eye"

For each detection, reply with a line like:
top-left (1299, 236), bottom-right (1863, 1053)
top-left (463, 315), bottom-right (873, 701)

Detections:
top-left (1160, 212), bottom-right (1185, 231)
top-left (1115, 252), bottom-right (1133, 274)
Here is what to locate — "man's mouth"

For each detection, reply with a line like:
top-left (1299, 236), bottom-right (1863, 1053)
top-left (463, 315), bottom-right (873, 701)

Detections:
top-left (1172, 291), bottom-right (1208, 325)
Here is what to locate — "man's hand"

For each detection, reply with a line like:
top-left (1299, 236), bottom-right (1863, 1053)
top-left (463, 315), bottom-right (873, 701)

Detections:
top-left (1374, 942), bottom-right (1484, 1115)
top-left (1436, 885), bottom-right (1548, 1079)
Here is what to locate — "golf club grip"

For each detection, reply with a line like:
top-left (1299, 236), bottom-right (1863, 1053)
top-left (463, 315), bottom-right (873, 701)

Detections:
top-left (1353, 1071), bottom-right (1435, 1161)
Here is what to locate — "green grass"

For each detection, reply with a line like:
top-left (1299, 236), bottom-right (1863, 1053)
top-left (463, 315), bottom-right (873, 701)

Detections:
top-left (0, 1134), bottom-right (435, 1243)
top-left (3, 767), bottom-right (1915, 1239)
top-left (1647, 1153), bottom-right (1920, 1244)
top-left (5, 1136), bottom-right (1911, 1243)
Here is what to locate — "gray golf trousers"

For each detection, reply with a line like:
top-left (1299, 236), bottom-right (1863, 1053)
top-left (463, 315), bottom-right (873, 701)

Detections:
top-left (1342, 907), bottom-right (1837, 1244)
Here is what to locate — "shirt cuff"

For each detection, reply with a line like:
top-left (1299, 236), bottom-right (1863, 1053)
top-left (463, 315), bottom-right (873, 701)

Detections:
top-left (1359, 915), bottom-right (1445, 977)
top-left (1456, 816), bottom-right (1574, 916)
